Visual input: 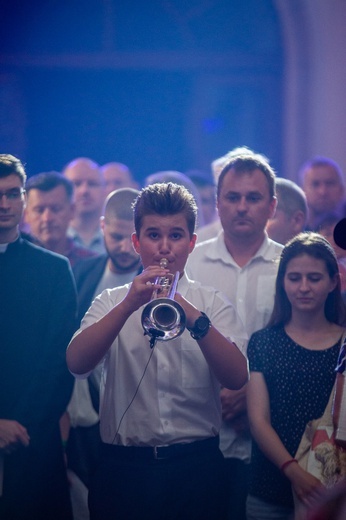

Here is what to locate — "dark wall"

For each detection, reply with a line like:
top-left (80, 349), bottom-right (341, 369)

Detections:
top-left (1, 0), bottom-right (283, 182)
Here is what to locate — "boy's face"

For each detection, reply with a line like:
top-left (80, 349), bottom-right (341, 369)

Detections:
top-left (132, 213), bottom-right (196, 276)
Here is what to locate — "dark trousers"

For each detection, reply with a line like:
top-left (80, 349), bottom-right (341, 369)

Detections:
top-left (0, 441), bottom-right (73, 520)
top-left (224, 458), bottom-right (249, 520)
top-left (66, 422), bottom-right (101, 488)
top-left (89, 440), bottom-right (228, 520)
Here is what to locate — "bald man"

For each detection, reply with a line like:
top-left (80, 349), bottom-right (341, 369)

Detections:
top-left (66, 188), bottom-right (142, 493)
top-left (266, 178), bottom-right (308, 244)
top-left (63, 157), bottom-right (106, 253)
top-left (101, 162), bottom-right (138, 196)
top-left (73, 187), bottom-right (142, 326)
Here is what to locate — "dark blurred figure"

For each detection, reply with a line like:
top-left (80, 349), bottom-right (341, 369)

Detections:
top-left (0, 154), bottom-right (77, 520)
top-left (318, 215), bottom-right (346, 292)
top-left (333, 217), bottom-right (346, 314)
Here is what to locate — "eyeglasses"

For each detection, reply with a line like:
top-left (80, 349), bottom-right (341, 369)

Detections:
top-left (0, 188), bottom-right (26, 201)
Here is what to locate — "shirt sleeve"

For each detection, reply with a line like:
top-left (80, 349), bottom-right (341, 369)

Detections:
top-left (67, 285), bottom-right (127, 378)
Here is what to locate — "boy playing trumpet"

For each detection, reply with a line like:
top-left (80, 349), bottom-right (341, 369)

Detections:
top-left (67, 182), bottom-right (248, 520)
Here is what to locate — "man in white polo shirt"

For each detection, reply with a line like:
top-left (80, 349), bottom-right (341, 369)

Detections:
top-left (187, 149), bottom-right (283, 520)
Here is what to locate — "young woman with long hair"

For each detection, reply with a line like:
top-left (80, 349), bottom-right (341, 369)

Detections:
top-left (246, 232), bottom-right (346, 520)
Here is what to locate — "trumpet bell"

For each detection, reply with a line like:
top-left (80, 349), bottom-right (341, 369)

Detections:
top-left (141, 297), bottom-right (186, 342)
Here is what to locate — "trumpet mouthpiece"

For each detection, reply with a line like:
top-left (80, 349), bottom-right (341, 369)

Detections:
top-left (160, 258), bottom-right (168, 268)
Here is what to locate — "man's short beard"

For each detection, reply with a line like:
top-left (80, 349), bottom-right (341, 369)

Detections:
top-left (110, 255), bottom-right (140, 273)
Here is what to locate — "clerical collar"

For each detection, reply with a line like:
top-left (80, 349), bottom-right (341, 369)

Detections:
top-left (0, 243), bottom-right (9, 253)
top-left (0, 234), bottom-right (20, 253)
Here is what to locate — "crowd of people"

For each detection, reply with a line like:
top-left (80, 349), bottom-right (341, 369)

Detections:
top-left (1, 148), bottom-right (346, 520)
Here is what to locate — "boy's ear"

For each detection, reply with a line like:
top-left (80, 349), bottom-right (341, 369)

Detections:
top-left (189, 233), bottom-right (197, 254)
top-left (132, 232), bottom-right (140, 254)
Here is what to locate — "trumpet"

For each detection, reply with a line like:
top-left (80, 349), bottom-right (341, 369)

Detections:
top-left (141, 258), bottom-right (186, 347)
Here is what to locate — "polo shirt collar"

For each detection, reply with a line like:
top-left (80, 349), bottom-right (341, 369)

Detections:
top-left (205, 231), bottom-right (279, 265)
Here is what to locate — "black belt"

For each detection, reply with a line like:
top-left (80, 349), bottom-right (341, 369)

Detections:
top-left (101, 436), bottom-right (219, 461)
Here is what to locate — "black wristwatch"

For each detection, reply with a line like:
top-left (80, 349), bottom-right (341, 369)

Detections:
top-left (187, 312), bottom-right (211, 340)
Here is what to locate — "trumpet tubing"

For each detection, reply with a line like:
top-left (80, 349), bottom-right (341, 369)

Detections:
top-left (141, 259), bottom-right (186, 344)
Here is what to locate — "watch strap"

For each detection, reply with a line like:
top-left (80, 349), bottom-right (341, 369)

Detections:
top-left (187, 311), bottom-right (211, 340)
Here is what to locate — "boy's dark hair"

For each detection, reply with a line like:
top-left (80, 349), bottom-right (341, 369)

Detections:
top-left (0, 154), bottom-right (27, 184)
top-left (133, 182), bottom-right (197, 237)
top-left (26, 171), bottom-right (74, 201)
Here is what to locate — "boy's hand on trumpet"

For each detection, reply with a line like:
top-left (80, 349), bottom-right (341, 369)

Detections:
top-left (122, 264), bottom-right (170, 313)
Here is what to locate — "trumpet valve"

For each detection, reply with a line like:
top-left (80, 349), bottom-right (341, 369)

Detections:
top-left (159, 258), bottom-right (168, 269)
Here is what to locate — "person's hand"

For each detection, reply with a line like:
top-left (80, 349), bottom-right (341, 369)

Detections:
top-left (0, 419), bottom-right (30, 454)
top-left (220, 386), bottom-right (247, 421)
top-left (123, 265), bottom-right (170, 313)
top-left (230, 412), bottom-right (250, 434)
top-left (285, 462), bottom-right (325, 508)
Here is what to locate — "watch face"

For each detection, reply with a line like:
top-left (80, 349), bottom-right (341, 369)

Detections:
top-left (196, 316), bottom-right (210, 332)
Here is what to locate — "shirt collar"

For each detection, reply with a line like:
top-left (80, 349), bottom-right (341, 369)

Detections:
top-left (67, 226), bottom-right (104, 248)
top-left (1, 235), bottom-right (24, 255)
top-left (176, 271), bottom-right (191, 295)
top-left (203, 231), bottom-right (282, 265)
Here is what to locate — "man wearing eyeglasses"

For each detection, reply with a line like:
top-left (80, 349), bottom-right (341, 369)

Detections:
top-left (0, 154), bottom-right (77, 520)
top-left (0, 186), bottom-right (25, 232)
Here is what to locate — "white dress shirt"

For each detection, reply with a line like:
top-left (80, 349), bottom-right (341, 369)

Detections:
top-left (186, 232), bottom-right (283, 461)
top-left (70, 273), bottom-right (247, 447)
